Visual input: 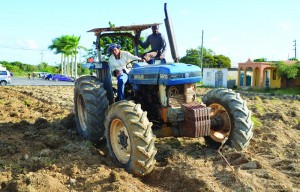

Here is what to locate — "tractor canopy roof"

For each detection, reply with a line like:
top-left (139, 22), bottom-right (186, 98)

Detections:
top-left (87, 23), bottom-right (162, 35)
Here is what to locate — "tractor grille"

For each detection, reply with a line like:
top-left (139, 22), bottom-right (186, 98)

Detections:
top-left (181, 103), bottom-right (211, 137)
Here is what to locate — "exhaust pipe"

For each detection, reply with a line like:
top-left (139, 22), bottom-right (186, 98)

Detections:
top-left (164, 3), bottom-right (179, 63)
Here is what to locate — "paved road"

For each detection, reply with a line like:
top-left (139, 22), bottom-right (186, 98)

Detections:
top-left (8, 77), bottom-right (75, 86)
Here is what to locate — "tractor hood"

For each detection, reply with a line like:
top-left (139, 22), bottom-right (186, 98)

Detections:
top-left (129, 62), bottom-right (201, 85)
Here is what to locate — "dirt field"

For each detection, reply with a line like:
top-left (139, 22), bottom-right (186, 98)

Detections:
top-left (0, 86), bottom-right (299, 192)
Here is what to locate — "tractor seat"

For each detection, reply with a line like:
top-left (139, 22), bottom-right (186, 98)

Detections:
top-left (148, 58), bottom-right (166, 65)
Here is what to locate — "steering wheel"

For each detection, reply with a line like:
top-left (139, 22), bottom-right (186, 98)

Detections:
top-left (125, 59), bottom-right (140, 70)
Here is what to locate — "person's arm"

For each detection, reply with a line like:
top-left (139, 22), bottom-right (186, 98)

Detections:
top-left (122, 51), bottom-right (142, 63)
top-left (138, 35), bottom-right (150, 49)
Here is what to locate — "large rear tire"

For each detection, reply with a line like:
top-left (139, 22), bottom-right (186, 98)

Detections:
top-left (105, 100), bottom-right (157, 177)
top-left (202, 88), bottom-right (253, 151)
top-left (74, 76), bottom-right (109, 144)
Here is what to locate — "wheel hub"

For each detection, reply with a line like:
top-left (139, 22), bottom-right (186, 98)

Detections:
top-left (118, 130), bottom-right (128, 150)
top-left (110, 118), bottom-right (131, 164)
top-left (209, 103), bottom-right (231, 142)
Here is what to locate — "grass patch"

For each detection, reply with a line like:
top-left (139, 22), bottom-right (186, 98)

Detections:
top-left (166, 138), bottom-right (182, 148)
top-left (247, 88), bottom-right (300, 95)
top-left (252, 116), bottom-right (263, 127)
top-left (110, 171), bottom-right (120, 182)
top-left (23, 100), bottom-right (31, 107)
top-left (83, 140), bottom-right (94, 149)
top-left (255, 104), bottom-right (265, 115)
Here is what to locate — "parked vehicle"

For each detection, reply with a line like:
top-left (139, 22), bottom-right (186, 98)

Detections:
top-left (0, 70), bottom-right (12, 85)
top-left (45, 74), bottom-right (53, 80)
top-left (74, 3), bottom-right (254, 177)
top-left (33, 72), bottom-right (49, 78)
top-left (52, 74), bottom-right (74, 82)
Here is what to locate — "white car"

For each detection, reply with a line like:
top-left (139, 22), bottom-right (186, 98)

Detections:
top-left (0, 70), bottom-right (12, 85)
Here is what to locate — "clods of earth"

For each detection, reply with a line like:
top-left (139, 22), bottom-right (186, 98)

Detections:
top-left (0, 86), bottom-right (299, 191)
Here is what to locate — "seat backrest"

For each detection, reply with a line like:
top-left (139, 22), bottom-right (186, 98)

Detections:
top-left (149, 58), bottom-right (166, 65)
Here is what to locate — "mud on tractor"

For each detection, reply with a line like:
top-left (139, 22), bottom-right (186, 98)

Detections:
top-left (74, 3), bottom-right (253, 177)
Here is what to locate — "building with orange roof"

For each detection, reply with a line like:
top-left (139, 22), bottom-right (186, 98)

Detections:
top-left (238, 59), bottom-right (300, 88)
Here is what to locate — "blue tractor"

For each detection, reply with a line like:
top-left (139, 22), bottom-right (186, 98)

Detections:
top-left (74, 3), bottom-right (253, 177)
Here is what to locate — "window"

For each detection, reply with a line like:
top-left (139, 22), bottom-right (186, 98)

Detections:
top-left (0, 71), bottom-right (7, 75)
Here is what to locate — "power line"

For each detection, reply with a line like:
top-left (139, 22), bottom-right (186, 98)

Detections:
top-left (0, 46), bottom-right (51, 52)
top-left (200, 30), bottom-right (204, 77)
top-left (41, 50), bottom-right (44, 63)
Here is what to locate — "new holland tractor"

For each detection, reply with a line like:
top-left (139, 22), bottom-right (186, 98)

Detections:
top-left (74, 3), bottom-right (253, 177)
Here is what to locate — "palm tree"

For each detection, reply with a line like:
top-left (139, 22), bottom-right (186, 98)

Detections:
top-left (66, 35), bottom-right (86, 79)
top-left (48, 37), bottom-right (65, 74)
top-left (49, 35), bottom-right (86, 79)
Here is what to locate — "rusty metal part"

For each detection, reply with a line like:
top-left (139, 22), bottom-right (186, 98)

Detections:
top-left (161, 107), bottom-right (168, 123)
top-left (87, 23), bottom-right (162, 34)
top-left (168, 86), bottom-right (185, 107)
top-left (152, 124), bottom-right (179, 138)
top-left (208, 103), bottom-right (231, 143)
top-left (180, 102), bottom-right (211, 137)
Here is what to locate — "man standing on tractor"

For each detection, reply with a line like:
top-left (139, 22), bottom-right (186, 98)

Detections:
top-left (107, 43), bottom-right (142, 100)
top-left (137, 24), bottom-right (167, 63)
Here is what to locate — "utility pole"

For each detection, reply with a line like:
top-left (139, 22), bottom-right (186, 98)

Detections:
top-left (200, 30), bottom-right (204, 77)
top-left (40, 50), bottom-right (44, 63)
top-left (294, 40), bottom-right (297, 58)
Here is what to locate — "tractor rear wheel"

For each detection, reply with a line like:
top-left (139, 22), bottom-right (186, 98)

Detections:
top-left (202, 88), bottom-right (253, 151)
top-left (105, 100), bottom-right (157, 177)
top-left (74, 76), bottom-right (109, 144)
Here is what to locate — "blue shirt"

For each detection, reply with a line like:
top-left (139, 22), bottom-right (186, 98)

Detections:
top-left (139, 33), bottom-right (167, 56)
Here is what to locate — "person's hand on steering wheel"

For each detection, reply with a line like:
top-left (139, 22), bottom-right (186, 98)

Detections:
top-left (125, 59), bottom-right (141, 70)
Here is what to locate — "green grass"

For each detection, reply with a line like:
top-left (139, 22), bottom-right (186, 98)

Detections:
top-left (251, 116), bottom-right (263, 127)
top-left (246, 88), bottom-right (300, 95)
top-left (24, 100), bottom-right (31, 107)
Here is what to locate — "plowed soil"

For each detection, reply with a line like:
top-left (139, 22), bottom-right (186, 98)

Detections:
top-left (0, 86), bottom-right (299, 192)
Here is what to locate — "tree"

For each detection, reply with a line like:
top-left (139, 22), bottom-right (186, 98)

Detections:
top-left (49, 35), bottom-right (86, 79)
top-left (203, 55), bottom-right (215, 67)
top-left (64, 35), bottom-right (86, 79)
top-left (37, 62), bottom-right (53, 72)
top-left (92, 21), bottom-right (147, 61)
top-left (214, 55), bottom-right (231, 68)
top-left (272, 61), bottom-right (300, 79)
top-left (288, 57), bottom-right (299, 61)
top-left (179, 47), bottom-right (231, 68)
top-left (49, 36), bottom-right (65, 74)
top-left (253, 58), bottom-right (267, 62)
top-left (179, 48), bottom-right (201, 64)
top-left (0, 60), bottom-right (58, 76)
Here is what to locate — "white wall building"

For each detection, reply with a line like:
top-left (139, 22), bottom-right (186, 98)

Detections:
top-left (202, 68), bottom-right (238, 88)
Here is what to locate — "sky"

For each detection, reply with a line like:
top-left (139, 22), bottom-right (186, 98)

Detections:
top-left (0, 0), bottom-right (299, 67)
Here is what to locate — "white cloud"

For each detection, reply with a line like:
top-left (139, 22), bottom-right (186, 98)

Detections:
top-left (211, 36), bottom-right (220, 43)
top-left (276, 21), bottom-right (292, 31)
top-left (214, 46), bottom-right (228, 55)
top-left (27, 39), bottom-right (39, 49)
top-left (179, 9), bottom-right (190, 17)
top-left (17, 39), bottom-right (39, 49)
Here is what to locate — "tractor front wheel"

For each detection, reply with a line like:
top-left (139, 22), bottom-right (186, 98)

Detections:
top-left (202, 88), bottom-right (253, 151)
top-left (105, 100), bottom-right (157, 177)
